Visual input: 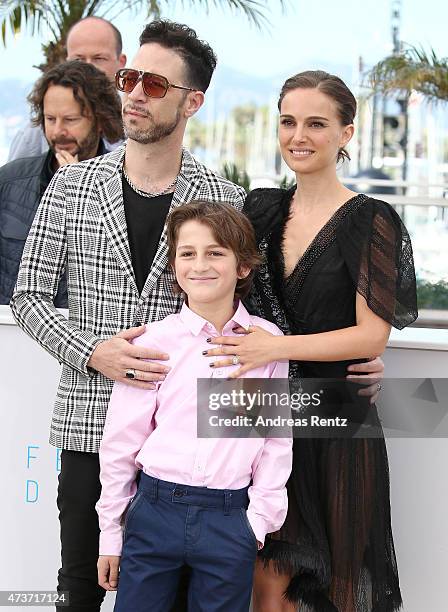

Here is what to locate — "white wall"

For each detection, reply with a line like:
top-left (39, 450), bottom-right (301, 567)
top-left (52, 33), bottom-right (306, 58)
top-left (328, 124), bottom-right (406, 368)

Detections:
top-left (1, 306), bottom-right (447, 611)
top-left (0, 309), bottom-right (115, 612)
top-left (383, 338), bottom-right (448, 612)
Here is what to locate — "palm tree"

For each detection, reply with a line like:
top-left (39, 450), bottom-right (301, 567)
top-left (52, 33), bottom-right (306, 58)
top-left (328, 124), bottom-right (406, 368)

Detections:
top-left (220, 161), bottom-right (251, 192)
top-left (368, 45), bottom-right (448, 103)
top-left (0, 0), bottom-right (281, 70)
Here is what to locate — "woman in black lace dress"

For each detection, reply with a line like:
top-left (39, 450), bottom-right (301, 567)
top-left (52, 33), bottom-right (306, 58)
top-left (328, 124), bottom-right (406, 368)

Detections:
top-left (206, 71), bottom-right (417, 611)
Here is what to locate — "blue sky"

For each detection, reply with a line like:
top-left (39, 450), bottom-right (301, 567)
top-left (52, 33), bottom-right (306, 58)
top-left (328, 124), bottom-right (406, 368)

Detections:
top-left (0, 0), bottom-right (447, 85)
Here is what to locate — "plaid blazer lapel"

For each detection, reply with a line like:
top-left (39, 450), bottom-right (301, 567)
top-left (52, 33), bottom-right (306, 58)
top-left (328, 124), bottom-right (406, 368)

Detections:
top-left (95, 146), bottom-right (139, 295)
top-left (138, 149), bottom-right (202, 304)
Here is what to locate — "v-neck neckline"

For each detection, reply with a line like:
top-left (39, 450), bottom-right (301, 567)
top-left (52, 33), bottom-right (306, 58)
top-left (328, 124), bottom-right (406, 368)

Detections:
top-left (281, 192), bottom-right (366, 283)
top-left (255, 189), bottom-right (369, 326)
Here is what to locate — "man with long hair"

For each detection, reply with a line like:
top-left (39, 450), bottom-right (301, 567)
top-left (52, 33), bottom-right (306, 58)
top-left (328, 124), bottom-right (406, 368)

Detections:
top-left (0, 60), bottom-right (123, 306)
top-left (7, 16), bottom-right (126, 162)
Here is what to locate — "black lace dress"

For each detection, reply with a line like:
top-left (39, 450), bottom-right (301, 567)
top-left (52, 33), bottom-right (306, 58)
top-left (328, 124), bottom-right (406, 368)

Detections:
top-left (243, 188), bottom-right (418, 612)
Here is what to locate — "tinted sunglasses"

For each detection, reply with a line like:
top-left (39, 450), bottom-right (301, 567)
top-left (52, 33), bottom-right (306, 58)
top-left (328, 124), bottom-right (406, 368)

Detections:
top-left (115, 68), bottom-right (197, 98)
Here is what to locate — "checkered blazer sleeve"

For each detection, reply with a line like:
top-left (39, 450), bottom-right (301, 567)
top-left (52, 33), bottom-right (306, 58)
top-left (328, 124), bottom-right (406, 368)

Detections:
top-left (10, 167), bottom-right (102, 377)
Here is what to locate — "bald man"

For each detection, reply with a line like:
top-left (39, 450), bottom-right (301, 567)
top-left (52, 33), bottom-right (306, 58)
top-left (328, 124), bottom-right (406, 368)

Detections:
top-left (66, 16), bottom-right (126, 81)
top-left (7, 17), bottom-right (126, 162)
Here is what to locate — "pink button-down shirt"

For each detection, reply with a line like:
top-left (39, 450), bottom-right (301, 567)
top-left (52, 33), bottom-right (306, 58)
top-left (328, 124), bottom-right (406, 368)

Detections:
top-left (97, 301), bottom-right (292, 556)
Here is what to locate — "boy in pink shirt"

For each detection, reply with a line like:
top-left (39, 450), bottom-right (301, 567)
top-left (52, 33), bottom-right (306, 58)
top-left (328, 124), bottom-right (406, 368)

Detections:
top-left (96, 200), bottom-right (292, 611)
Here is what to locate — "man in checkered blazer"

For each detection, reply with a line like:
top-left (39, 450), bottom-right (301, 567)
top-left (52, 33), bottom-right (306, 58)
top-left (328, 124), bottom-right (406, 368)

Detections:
top-left (11, 20), bottom-right (245, 611)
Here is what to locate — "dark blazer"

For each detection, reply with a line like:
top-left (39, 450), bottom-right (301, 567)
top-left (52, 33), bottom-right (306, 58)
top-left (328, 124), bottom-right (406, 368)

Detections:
top-left (0, 150), bottom-right (67, 306)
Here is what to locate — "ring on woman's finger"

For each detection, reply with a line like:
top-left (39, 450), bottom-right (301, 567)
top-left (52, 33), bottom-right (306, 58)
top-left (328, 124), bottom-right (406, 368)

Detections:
top-left (125, 369), bottom-right (137, 380)
top-left (231, 355), bottom-right (240, 366)
top-left (377, 383), bottom-right (382, 392)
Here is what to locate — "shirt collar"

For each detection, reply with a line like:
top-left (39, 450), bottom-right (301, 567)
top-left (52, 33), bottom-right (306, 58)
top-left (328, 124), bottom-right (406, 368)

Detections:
top-left (97, 138), bottom-right (108, 156)
top-left (179, 300), bottom-right (252, 336)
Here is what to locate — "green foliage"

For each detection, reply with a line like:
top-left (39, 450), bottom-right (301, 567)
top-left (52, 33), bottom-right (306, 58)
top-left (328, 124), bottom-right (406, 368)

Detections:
top-left (416, 279), bottom-right (448, 309)
top-left (220, 161), bottom-right (251, 193)
top-left (219, 164), bottom-right (297, 192)
top-left (367, 45), bottom-right (448, 103)
top-left (278, 174), bottom-right (295, 189)
top-left (0, 1), bottom-right (283, 68)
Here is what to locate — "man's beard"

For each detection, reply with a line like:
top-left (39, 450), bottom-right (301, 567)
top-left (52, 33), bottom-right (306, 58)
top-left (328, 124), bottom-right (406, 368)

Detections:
top-left (48, 128), bottom-right (100, 161)
top-left (122, 104), bottom-right (182, 145)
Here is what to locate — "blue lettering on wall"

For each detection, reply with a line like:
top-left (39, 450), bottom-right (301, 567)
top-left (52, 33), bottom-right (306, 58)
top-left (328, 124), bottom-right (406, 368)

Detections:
top-left (27, 445), bottom-right (39, 468)
top-left (26, 480), bottom-right (39, 503)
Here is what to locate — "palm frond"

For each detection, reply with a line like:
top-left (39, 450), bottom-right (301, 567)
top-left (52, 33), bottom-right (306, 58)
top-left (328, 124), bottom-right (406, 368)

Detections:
top-left (278, 174), bottom-right (295, 189)
top-left (0, 0), bottom-right (282, 65)
top-left (221, 161), bottom-right (251, 191)
top-left (53, 0), bottom-right (67, 20)
top-left (164, 0), bottom-right (271, 29)
top-left (107, 0), bottom-right (276, 28)
top-left (0, 1), bottom-right (56, 43)
top-left (368, 44), bottom-right (448, 103)
top-left (105, 0), bottom-right (161, 22)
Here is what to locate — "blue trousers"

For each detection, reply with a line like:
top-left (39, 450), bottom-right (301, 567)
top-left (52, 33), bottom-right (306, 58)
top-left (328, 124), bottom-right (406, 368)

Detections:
top-left (114, 473), bottom-right (258, 612)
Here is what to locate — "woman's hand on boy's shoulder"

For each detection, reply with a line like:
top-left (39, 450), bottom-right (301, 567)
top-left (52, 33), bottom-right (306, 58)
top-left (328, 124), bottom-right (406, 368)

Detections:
top-left (97, 555), bottom-right (120, 591)
top-left (203, 325), bottom-right (281, 378)
top-left (204, 325), bottom-right (280, 378)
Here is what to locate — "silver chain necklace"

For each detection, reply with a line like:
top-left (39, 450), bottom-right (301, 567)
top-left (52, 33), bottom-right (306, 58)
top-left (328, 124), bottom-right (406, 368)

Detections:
top-left (122, 166), bottom-right (177, 198)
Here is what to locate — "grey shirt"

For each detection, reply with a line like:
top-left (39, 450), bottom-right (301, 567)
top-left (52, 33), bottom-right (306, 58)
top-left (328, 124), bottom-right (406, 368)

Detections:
top-left (7, 124), bottom-right (48, 161)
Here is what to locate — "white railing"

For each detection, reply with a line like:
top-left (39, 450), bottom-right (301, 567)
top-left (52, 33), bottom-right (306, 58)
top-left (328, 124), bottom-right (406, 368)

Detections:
top-left (250, 176), bottom-right (448, 207)
top-left (2, 305), bottom-right (447, 349)
top-left (342, 178), bottom-right (448, 207)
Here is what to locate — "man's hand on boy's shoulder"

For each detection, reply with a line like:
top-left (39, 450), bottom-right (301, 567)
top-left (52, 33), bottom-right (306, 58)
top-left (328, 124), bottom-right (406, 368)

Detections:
top-left (346, 356), bottom-right (384, 404)
top-left (98, 555), bottom-right (120, 591)
top-left (87, 325), bottom-right (170, 389)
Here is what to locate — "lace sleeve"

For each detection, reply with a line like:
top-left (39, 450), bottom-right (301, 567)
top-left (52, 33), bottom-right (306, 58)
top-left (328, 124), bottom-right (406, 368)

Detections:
top-left (336, 197), bottom-right (417, 330)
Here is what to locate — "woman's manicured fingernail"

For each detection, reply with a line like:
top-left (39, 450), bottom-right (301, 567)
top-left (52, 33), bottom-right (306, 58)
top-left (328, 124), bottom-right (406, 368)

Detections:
top-left (206, 337), bottom-right (212, 343)
top-left (202, 350), bottom-right (208, 355)
top-left (209, 362), bottom-right (214, 368)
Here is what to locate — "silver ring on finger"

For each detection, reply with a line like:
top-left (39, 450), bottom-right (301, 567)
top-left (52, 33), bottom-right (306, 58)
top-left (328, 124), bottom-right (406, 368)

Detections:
top-left (125, 368), bottom-right (137, 380)
top-left (231, 355), bottom-right (240, 366)
top-left (377, 383), bottom-right (382, 392)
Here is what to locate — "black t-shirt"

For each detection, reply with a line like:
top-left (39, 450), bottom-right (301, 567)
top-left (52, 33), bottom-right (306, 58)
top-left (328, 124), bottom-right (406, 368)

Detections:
top-left (122, 178), bottom-right (173, 294)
